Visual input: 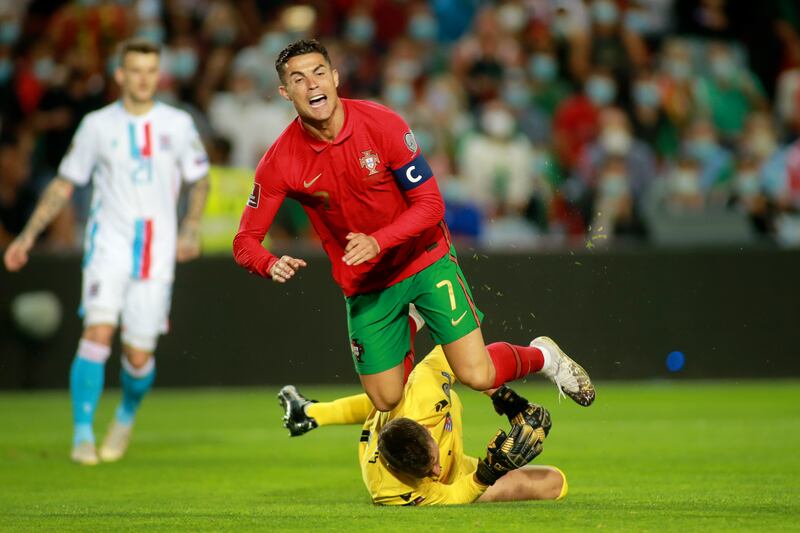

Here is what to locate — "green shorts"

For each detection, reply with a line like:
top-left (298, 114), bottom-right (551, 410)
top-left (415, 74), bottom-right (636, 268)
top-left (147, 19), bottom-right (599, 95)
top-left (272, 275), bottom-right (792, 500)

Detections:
top-left (345, 247), bottom-right (484, 375)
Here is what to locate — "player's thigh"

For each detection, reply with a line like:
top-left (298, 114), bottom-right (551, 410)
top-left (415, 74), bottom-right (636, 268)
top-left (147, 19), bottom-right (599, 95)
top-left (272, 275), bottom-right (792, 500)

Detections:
top-left (411, 252), bottom-right (484, 346)
top-left (120, 280), bottom-right (172, 353)
top-left (440, 327), bottom-right (495, 390)
top-left (80, 266), bottom-right (127, 330)
top-left (345, 283), bottom-right (412, 376)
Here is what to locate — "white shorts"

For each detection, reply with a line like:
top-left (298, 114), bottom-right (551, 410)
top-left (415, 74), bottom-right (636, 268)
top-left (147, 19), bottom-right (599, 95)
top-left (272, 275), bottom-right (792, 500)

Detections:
top-left (80, 269), bottom-right (172, 352)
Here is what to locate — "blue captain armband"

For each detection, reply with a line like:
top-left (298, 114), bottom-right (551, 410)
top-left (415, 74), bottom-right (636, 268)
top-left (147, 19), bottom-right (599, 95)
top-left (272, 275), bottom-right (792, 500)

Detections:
top-left (392, 154), bottom-right (434, 191)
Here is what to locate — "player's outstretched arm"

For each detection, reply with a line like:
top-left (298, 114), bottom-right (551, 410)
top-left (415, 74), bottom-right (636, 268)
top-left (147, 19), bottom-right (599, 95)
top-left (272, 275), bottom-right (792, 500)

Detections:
top-left (177, 176), bottom-right (210, 262)
top-left (477, 465), bottom-right (567, 502)
top-left (3, 176), bottom-right (74, 272)
top-left (232, 158), bottom-right (307, 280)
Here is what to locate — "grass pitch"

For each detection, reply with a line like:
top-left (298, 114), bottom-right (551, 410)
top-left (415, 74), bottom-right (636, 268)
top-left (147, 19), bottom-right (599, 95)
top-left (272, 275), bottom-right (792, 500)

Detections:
top-left (1, 381), bottom-right (798, 532)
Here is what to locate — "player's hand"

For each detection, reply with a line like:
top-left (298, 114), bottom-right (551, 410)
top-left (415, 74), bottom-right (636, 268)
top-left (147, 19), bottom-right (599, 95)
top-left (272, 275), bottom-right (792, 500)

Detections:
top-left (3, 235), bottom-right (34, 272)
top-left (342, 233), bottom-right (379, 266)
top-left (270, 255), bottom-right (307, 283)
top-left (475, 423), bottom-right (544, 486)
top-left (176, 225), bottom-right (201, 263)
top-left (510, 404), bottom-right (552, 437)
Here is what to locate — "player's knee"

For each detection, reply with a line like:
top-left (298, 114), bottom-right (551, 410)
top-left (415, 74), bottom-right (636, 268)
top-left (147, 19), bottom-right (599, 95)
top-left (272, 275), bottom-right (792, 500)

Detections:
top-left (123, 347), bottom-right (152, 369)
top-left (456, 367), bottom-right (494, 392)
top-left (367, 389), bottom-right (402, 412)
top-left (82, 324), bottom-right (114, 346)
top-left (547, 467), bottom-right (568, 500)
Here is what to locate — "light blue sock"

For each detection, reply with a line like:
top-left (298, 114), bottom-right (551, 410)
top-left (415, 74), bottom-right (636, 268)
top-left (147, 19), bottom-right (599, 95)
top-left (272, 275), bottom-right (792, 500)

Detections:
top-left (70, 340), bottom-right (110, 446)
top-left (115, 357), bottom-right (156, 426)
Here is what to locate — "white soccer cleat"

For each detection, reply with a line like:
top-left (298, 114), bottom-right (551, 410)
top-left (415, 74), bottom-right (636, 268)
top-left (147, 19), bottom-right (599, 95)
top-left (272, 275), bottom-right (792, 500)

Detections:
top-left (70, 441), bottom-right (99, 466)
top-left (531, 336), bottom-right (596, 407)
top-left (99, 421), bottom-right (133, 462)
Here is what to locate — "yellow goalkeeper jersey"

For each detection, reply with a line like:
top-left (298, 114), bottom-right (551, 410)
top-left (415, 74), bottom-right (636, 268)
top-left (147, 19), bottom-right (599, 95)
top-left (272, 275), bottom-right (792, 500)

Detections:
top-left (358, 346), bottom-right (488, 505)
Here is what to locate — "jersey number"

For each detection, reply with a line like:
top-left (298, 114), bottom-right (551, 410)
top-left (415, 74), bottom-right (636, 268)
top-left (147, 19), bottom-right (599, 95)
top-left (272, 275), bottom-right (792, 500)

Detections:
top-left (436, 279), bottom-right (457, 311)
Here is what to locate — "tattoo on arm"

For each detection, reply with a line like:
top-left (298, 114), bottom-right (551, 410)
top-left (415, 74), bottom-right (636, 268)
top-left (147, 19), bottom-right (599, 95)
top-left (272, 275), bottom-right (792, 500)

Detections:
top-left (180, 176), bottom-right (210, 237)
top-left (20, 177), bottom-right (74, 243)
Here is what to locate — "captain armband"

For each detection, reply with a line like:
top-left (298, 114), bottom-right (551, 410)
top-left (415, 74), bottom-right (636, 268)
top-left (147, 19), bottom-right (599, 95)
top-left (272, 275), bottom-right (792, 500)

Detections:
top-left (392, 154), bottom-right (433, 191)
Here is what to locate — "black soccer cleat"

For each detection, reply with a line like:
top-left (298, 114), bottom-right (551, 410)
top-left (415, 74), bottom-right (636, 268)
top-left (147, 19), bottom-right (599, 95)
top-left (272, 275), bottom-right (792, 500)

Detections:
top-left (278, 385), bottom-right (318, 437)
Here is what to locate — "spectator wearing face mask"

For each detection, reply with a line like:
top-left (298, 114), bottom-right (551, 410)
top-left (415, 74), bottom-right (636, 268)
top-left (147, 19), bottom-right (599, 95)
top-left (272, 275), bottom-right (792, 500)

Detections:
top-left (585, 0), bottom-right (648, 85)
top-left (658, 38), bottom-right (699, 130)
top-left (628, 69), bottom-right (680, 160)
top-left (729, 156), bottom-right (769, 234)
top-left (739, 112), bottom-right (781, 167)
top-left (552, 68), bottom-right (618, 171)
top-left (589, 156), bottom-right (644, 242)
top-left (406, 3), bottom-right (440, 45)
top-left (694, 42), bottom-right (767, 141)
top-left (163, 34), bottom-right (201, 102)
top-left (201, 1), bottom-right (243, 50)
top-left (572, 107), bottom-right (657, 215)
top-left (528, 47), bottom-right (572, 114)
top-left (459, 100), bottom-right (544, 222)
top-left (661, 157), bottom-right (705, 213)
top-left (678, 118), bottom-right (734, 197)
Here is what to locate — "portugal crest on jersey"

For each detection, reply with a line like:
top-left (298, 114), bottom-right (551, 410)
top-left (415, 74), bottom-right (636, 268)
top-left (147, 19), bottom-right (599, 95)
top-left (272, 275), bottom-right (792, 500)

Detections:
top-left (351, 338), bottom-right (365, 363)
top-left (359, 150), bottom-right (381, 176)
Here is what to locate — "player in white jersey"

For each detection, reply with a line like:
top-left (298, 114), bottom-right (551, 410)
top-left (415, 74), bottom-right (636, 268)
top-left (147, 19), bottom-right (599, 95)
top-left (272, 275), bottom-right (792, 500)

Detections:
top-left (3, 39), bottom-right (210, 465)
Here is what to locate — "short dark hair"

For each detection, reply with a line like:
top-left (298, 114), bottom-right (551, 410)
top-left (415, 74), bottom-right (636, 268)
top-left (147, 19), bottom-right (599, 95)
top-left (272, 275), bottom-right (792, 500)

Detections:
top-left (118, 38), bottom-right (161, 63)
top-left (275, 39), bottom-right (331, 83)
top-left (377, 418), bottom-right (434, 479)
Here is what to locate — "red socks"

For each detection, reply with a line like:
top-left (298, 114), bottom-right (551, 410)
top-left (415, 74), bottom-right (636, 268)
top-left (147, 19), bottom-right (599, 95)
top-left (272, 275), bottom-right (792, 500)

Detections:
top-left (487, 342), bottom-right (545, 388)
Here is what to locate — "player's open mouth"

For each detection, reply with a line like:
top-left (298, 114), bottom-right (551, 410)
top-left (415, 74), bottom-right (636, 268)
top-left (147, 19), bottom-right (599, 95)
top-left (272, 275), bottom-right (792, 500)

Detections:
top-left (309, 94), bottom-right (327, 108)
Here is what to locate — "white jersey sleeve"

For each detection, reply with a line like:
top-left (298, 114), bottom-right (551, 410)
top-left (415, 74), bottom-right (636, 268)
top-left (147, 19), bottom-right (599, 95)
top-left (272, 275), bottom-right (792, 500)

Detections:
top-left (178, 114), bottom-right (210, 183)
top-left (58, 115), bottom-right (98, 185)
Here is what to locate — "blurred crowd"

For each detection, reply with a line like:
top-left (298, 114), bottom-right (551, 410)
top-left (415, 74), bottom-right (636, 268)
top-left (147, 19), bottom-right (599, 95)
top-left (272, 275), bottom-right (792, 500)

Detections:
top-left (1, 0), bottom-right (800, 251)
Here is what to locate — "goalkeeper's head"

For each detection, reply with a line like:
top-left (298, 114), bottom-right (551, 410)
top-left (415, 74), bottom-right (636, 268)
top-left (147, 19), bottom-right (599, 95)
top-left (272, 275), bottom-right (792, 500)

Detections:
top-left (378, 418), bottom-right (440, 479)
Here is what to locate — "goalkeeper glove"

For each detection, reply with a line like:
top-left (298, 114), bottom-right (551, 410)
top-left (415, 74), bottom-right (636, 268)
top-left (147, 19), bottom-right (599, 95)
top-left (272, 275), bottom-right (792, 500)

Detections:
top-left (475, 423), bottom-right (543, 486)
top-left (491, 385), bottom-right (552, 436)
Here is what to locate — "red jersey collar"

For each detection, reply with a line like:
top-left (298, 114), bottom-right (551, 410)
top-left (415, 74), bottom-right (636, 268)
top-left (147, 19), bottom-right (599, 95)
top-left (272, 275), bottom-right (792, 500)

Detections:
top-left (297, 98), bottom-right (353, 153)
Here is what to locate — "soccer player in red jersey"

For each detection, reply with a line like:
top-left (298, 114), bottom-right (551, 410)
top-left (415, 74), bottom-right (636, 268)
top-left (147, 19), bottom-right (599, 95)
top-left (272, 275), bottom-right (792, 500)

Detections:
top-left (233, 40), bottom-right (595, 411)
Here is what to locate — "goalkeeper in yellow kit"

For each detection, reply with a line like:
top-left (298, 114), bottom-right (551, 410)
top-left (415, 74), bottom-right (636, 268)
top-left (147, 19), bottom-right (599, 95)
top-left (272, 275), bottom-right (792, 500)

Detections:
top-left (278, 317), bottom-right (573, 505)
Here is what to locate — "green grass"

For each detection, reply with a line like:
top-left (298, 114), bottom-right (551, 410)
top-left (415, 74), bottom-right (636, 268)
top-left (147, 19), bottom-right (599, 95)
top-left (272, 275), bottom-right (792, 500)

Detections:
top-left (1, 381), bottom-right (799, 532)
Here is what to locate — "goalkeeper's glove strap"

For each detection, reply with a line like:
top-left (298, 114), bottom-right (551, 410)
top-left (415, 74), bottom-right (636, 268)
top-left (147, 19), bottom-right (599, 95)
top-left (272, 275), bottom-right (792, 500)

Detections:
top-left (491, 385), bottom-right (529, 419)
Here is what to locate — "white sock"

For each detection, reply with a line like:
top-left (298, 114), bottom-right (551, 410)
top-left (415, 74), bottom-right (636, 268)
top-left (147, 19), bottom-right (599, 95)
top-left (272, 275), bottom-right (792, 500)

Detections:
top-left (536, 343), bottom-right (556, 376)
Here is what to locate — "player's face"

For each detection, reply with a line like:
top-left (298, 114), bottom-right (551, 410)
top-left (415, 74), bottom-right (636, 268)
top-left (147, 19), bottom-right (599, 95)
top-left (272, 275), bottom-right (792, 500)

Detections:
top-left (279, 53), bottom-right (340, 123)
top-left (115, 52), bottom-right (160, 104)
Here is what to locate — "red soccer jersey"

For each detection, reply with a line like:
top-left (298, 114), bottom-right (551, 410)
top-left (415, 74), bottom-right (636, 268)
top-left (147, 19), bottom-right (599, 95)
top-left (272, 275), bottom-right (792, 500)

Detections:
top-left (233, 99), bottom-right (450, 296)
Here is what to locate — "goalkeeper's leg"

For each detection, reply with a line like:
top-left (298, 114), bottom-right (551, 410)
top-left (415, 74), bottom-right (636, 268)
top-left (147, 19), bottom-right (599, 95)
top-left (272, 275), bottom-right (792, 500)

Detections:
top-left (477, 465), bottom-right (567, 502)
top-left (306, 394), bottom-right (374, 426)
top-left (279, 386), bottom-right (374, 436)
